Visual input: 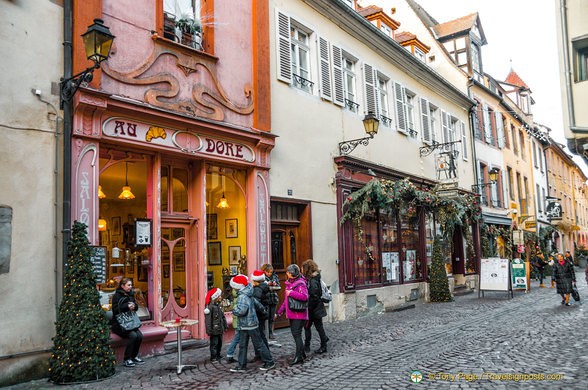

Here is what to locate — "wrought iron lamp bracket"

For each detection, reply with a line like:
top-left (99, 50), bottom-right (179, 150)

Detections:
top-left (338, 133), bottom-right (375, 155)
top-left (419, 140), bottom-right (462, 157)
top-left (59, 62), bottom-right (101, 109)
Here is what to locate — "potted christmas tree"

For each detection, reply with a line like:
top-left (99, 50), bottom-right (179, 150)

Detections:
top-left (49, 221), bottom-right (116, 383)
top-left (429, 238), bottom-right (453, 302)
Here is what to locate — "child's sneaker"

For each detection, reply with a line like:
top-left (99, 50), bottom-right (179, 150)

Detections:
top-left (230, 366), bottom-right (246, 373)
top-left (226, 356), bottom-right (237, 363)
top-left (260, 362), bottom-right (275, 371)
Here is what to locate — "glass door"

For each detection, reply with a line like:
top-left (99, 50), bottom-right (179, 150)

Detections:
top-left (161, 225), bottom-right (191, 328)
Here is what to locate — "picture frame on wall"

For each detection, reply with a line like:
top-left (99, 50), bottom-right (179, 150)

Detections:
top-left (208, 241), bottom-right (222, 266)
top-left (230, 266), bottom-right (238, 275)
top-left (100, 229), bottom-right (110, 246)
top-left (228, 246), bottom-right (241, 265)
top-left (207, 214), bottom-right (217, 240)
top-left (135, 218), bottom-right (152, 247)
top-left (225, 218), bottom-right (238, 238)
top-left (112, 216), bottom-right (121, 236)
top-left (173, 252), bottom-right (185, 272)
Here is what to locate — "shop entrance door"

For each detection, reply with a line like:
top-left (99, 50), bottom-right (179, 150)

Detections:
top-left (161, 223), bottom-right (193, 338)
top-left (271, 226), bottom-right (300, 329)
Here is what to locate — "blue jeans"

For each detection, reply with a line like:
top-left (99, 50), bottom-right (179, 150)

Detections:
top-left (226, 329), bottom-right (240, 357)
top-left (238, 328), bottom-right (274, 368)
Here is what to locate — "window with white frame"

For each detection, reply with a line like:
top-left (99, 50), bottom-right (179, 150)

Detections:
top-left (406, 91), bottom-right (417, 137)
top-left (290, 25), bottom-right (312, 91)
top-left (429, 103), bottom-right (438, 143)
top-left (376, 75), bottom-right (391, 126)
top-left (343, 56), bottom-right (358, 112)
top-left (414, 47), bottom-right (426, 62)
top-left (380, 23), bottom-right (393, 38)
top-left (420, 98), bottom-right (438, 144)
top-left (460, 119), bottom-right (468, 160)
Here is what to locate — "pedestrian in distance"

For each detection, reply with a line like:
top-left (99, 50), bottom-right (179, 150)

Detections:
top-left (225, 288), bottom-right (240, 363)
top-left (548, 254), bottom-right (556, 288)
top-left (204, 288), bottom-right (227, 363)
top-left (111, 278), bottom-right (144, 367)
top-left (251, 270), bottom-right (271, 359)
top-left (230, 275), bottom-right (275, 372)
top-left (276, 264), bottom-right (309, 365)
top-left (565, 250), bottom-right (575, 266)
top-left (302, 259), bottom-right (329, 354)
top-left (261, 263), bottom-right (281, 339)
top-left (553, 253), bottom-right (576, 306)
top-left (533, 252), bottom-right (547, 287)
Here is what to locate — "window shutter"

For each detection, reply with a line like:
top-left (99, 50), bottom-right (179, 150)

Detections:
top-left (495, 111), bottom-right (505, 148)
top-left (331, 44), bottom-right (344, 106)
top-left (461, 120), bottom-right (468, 160)
top-left (364, 63), bottom-right (377, 115)
top-left (420, 98), bottom-right (431, 143)
top-left (276, 10), bottom-right (292, 84)
top-left (502, 170), bottom-right (509, 206)
top-left (394, 82), bottom-right (407, 133)
top-left (482, 103), bottom-right (491, 143)
top-left (317, 36), bottom-right (332, 101)
top-left (441, 111), bottom-right (449, 143)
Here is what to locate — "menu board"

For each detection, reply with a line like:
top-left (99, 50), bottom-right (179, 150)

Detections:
top-left (90, 246), bottom-right (107, 283)
top-left (511, 258), bottom-right (528, 290)
top-left (480, 258), bottom-right (509, 291)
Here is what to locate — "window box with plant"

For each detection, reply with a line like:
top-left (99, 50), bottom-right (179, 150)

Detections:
top-left (175, 16), bottom-right (203, 50)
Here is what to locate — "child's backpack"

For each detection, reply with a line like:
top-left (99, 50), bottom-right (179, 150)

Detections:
top-left (320, 279), bottom-right (332, 303)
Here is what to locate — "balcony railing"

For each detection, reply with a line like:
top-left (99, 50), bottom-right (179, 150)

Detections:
top-left (293, 74), bottom-right (314, 91)
top-left (344, 98), bottom-right (359, 113)
top-left (380, 114), bottom-right (392, 127)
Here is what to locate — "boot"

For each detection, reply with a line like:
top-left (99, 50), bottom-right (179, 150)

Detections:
top-left (288, 356), bottom-right (304, 365)
top-left (565, 294), bottom-right (570, 305)
top-left (304, 340), bottom-right (310, 354)
top-left (551, 281), bottom-right (555, 288)
top-left (539, 284), bottom-right (545, 287)
top-left (315, 344), bottom-right (327, 354)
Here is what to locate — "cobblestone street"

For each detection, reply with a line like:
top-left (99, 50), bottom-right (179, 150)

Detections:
top-left (10, 272), bottom-right (588, 390)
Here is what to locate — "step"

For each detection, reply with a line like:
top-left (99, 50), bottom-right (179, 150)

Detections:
top-left (384, 303), bottom-right (416, 313)
top-left (453, 289), bottom-right (474, 296)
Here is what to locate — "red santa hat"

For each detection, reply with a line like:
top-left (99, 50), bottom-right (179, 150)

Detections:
top-left (251, 270), bottom-right (266, 282)
top-left (204, 288), bottom-right (222, 314)
top-left (230, 274), bottom-right (248, 290)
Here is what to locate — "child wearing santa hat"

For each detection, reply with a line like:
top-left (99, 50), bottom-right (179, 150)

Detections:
top-left (204, 287), bottom-right (227, 362)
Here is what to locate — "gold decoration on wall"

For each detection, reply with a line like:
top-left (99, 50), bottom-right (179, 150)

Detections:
top-left (146, 126), bottom-right (167, 142)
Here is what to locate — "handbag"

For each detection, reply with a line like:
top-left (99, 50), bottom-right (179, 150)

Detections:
top-left (571, 285), bottom-right (580, 302)
top-left (288, 295), bottom-right (307, 312)
top-left (116, 299), bottom-right (142, 331)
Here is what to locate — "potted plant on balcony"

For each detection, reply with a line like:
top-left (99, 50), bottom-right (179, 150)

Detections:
top-left (175, 15), bottom-right (202, 50)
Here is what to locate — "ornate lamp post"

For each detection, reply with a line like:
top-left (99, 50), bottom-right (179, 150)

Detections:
top-left (338, 112), bottom-right (380, 155)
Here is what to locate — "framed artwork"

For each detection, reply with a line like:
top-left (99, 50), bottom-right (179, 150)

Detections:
top-left (207, 214), bottom-right (217, 240)
top-left (135, 218), bottom-right (152, 247)
top-left (112, 216), bottom-right (121, 236)
top-left (173, 252), bottom-right (185, 272)
top-left (208, 241), bottom-right (222, 266)
top-left (230, 266), bottom-right (238, 275)
top-left (138, 265), bottom-right (148, 282)
top-left (100, 229), bottom-right (110, 246)
top-left (225, 218), bottom-right (238, 238)
top-left (228, 246), bottom-right (241, 265)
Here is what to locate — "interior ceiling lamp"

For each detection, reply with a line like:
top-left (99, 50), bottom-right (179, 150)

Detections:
top-left (98, 218), bottom-right (107, 231)
top-left (338, 112), bottom-right (380, 155)
top-left (98, 185), bottom-right (106, 199)
top-left (217, 176), bottom-right (230, 209)
top-left (59, 18), bottom-right (115, 109)
top-left (118, 162), bottom-right (135, 200)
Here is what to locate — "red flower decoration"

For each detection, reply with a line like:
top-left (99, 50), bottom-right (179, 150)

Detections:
top-left (347, 197), bottom-right (352, 201)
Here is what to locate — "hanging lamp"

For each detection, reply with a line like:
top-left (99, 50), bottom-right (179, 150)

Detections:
top-left (98, 185), bottom-right (106, 199)
top-left (216, 175), bottom-right (229, 209)
top-left (98, 217), bottom-right (107, 231)
top-left (118, 162), bottom-right (135, 200)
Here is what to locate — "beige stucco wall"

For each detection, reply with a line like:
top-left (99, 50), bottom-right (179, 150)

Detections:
top-left (269, 0), bottom-right (475, 318)
top-left (0, 0), bottom-right (63, 384)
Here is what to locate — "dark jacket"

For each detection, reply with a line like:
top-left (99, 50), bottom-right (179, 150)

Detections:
top-left (253, 281), bottom-right (270, 320)
top-left (265, 273), bottom-right (281, 306)
top-left (232, 284), bottom-right (263, 330)
top-left (534, 255), bottom-right (547, 269)
top-left (553, 260), bottom-right (576, 294)
top-left (111, 287), bottom-right (139, 335)
top-left (205, 301), bottom-right (227, 336)
top-left (307, 272), bottom-right (327, 320)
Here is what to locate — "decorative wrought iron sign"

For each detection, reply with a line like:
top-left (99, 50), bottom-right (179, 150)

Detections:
top-left (546, 201), bottom-right (562, 221)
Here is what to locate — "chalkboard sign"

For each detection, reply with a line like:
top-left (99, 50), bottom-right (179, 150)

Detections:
top-left (90, 246), bottom-right (107, 283)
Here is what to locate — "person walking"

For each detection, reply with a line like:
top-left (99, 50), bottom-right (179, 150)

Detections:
top-left (225, 288), bottom-right (240, 363)
top-left (565, 251), bottom-right (575, 266)
top-left (204, 288), bottom-right (227, 363)
top-left (262, 264), bottom-right (280, 339)
top-left (548, 254), bottom-right (556, 288)
top-left (251, 270), bottom-right (270, 359)
top-left (553, 253), bottom-right (577, 306)
top-left (276, 264), bottom-right (309, 365)
top-left (111, 278), bottom-right (144, 367)
top-left (302, 259), bottom-right (329, 354)
top-left (230, 275), bottom-right (275, 372)
top-left (533, 252), bottom-right (547, 287)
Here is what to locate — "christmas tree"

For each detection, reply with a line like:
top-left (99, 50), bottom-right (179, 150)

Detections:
top-left (429, 238), bottom-right (453, 302)
top-left (49, 221), bottom-right (116, 383)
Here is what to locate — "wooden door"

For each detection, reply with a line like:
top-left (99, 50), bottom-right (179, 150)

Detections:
top-left (271, 226), bottom-right (301, 328)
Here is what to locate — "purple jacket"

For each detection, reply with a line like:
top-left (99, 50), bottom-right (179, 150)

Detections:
top-left (277, 276), bottom-right (309, 320)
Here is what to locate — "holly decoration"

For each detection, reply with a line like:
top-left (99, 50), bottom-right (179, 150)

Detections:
top-left (49, 221), bottom-right (116, 383)
top-left (430, 238), bottom-right (453, 302)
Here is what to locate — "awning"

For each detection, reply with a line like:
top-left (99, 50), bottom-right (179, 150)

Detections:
top-left (482, 212), bottom-right (512, 226)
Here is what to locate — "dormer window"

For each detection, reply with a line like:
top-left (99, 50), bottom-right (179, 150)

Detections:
top-left (414, 47), bottom-right (426, 62)
top-left (380, 23), bottom-right (394, 38)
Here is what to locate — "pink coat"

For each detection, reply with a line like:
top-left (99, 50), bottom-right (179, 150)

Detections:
top-left (277, 276), bottom-right (309, 320)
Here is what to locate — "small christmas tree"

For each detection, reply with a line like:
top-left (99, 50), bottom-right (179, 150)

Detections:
top-left (429, 237), bottom-right (453, 302)
top-left (49, 221), bottom-right (116, 383)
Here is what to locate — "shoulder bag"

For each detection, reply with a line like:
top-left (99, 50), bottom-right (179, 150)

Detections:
top-left (288, 281), bottom-right (308, 312)
top-left (571, 285), bottom-right (580, 302)
top-left (116, 298), bottom-right (142, 331)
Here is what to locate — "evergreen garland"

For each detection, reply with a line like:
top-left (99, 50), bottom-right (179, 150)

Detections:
top-left (430, 238), bottom-right (453, 302)
top-left (49, 221), bottom-right (116, 383)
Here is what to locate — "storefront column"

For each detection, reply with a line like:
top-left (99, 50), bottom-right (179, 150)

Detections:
top-left (71, 139), bottom-right (100, 244)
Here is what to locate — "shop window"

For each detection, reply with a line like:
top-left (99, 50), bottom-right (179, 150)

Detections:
top-left (161, 165), bottom-right (189, 214)
top-left (161, 227), bottom-right (187, 309)
top-left (425, 213), bottom-right (435, 273)
top-left (206, 167), bottom-right (247, 294)
top-left (353, 214), bottom-right (381, 287)
top-left (98, 158), bottom-right (151, 320)
top-left (401, 216), bottom-right (421, 282)
top-left (381, 212), bottom-right (399, 283)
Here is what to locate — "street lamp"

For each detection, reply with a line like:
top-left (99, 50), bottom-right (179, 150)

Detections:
top-left (471, 167), bottom-right (499, 193)
top-left (59, 18), bottom-right (115, 108)
top-left (338, 112), bottom-right (380, 155)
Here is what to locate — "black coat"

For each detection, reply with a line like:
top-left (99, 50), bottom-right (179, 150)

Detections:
top-left (265, 273), bottom-right (281, 305)
top-left (553, 260), bottom-right (576, 294)
top-left (253, 282), bottom-right (270, 320)
top-left (307, 273), bottom-right (327, 320)
top-left (111, 287), bottom-right (139, 336)
top-left (204, 302), bottom-right (227, 336)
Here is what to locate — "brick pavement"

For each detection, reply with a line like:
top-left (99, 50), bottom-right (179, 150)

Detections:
top-left (8, 271), bottom-right (588, 389)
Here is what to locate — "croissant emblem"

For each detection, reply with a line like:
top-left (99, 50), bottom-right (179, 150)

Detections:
top-left (146, 126), bottom-right (167, 142)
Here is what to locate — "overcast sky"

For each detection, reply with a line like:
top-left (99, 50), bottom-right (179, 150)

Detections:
top-left (405, 0), bottom-right (588, 174)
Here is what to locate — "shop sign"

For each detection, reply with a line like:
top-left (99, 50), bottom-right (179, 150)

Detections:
top-left (546, 201), bottom-right (562, 221)
top-left (512, 229), bottom-right (523, 245)
top-left (135, 218), bottom-right (152, 247)
top-left (90, 246), bottom-right (107, 283)
top-left (102, 117), bottom-right (255, 162)
top-left (517, 245), bottom-right (525, 253)
top-left (524, 220), bottom-right (536, 229)
top-left (510, 258), bottom-right (527, 290)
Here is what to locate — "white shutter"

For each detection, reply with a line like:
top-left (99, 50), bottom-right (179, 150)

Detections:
top-left (482, 103), bottom-right (491, 143)
top-left (364, 63), bottom-right (377, 115)
top-left (441, 111), bottom-right (449, 143)
top-left (331, 44), bottom-right (344, 106)
top-left (317, 36), bottom-right (332, 101)
top-left (394, 82), bottom-right (407, 133)
top-left (461, 120), bottom-right (468, 160)
top-left (420, 98), bottom-right (431, 143)
top-left (495, 111), bottom-right (505, 148)
top-left (276, 10), bottom-right (292, 84)
top-left (502, 170), bottom-right (509, 206)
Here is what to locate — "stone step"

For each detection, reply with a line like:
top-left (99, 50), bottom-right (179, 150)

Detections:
top-left (453, 289), bottom-right (474, 296)
top-left (384, 303), bottom-right (416, 313)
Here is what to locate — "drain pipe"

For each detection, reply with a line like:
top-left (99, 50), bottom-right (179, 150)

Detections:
top-left (62, 0), bottom-right (73, 285)
top-left (466, 78), bottom-right (480, 191)
top-left (33, 90), bottom-right (62, 318)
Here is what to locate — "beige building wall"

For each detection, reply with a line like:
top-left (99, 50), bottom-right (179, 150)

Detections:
top-left (0, 0), bottom-right (63, 385)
